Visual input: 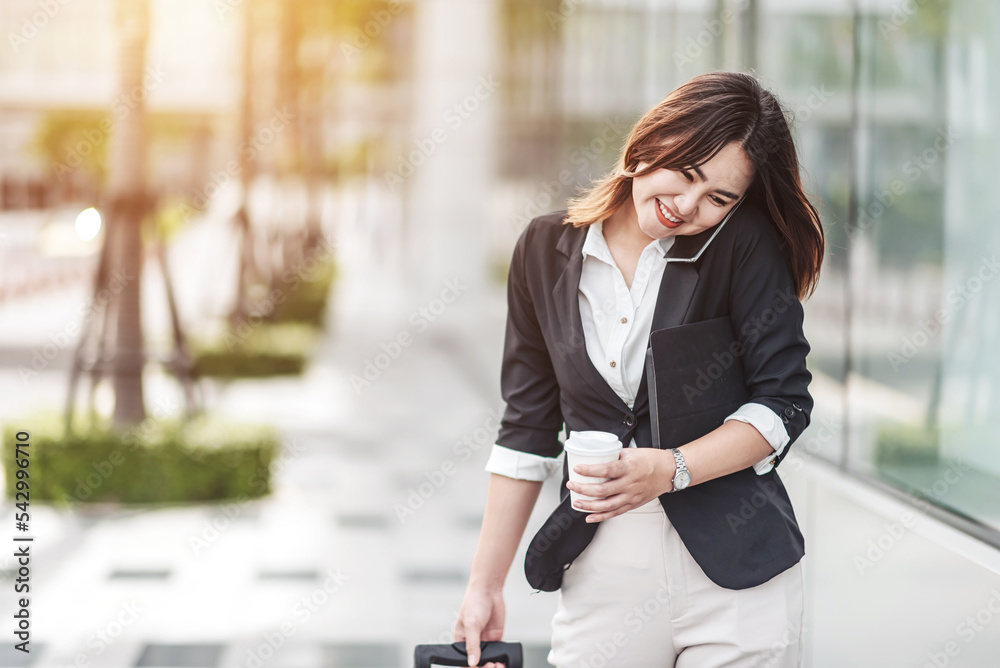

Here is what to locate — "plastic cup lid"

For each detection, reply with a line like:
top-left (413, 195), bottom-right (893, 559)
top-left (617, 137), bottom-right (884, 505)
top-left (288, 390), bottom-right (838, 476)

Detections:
top-left (564, 430), bottom-right (622, 455)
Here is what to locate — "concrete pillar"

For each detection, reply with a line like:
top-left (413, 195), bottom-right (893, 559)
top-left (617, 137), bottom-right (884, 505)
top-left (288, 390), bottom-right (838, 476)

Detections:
top-left (400, 0), bottom-right (498, 302)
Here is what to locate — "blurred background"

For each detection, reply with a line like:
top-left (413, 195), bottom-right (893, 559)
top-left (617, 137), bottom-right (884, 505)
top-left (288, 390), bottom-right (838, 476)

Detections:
top-left (0, 0), bottom-right (998, 666)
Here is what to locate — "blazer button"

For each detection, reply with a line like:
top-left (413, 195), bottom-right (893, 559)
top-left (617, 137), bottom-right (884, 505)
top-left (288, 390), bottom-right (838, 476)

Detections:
top-left (784, 406), bottom-right (796, 418)
top-left (792, 402), bottom-right (803, 412)
top-left (623, 413), bottom-right (636, 428)
top-left (782, 415), bottom-right (790, 424)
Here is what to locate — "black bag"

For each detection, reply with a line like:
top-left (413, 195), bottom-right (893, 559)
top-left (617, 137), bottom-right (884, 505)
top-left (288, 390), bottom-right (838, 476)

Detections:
top-left (413, 641), bottom-right (523, 667)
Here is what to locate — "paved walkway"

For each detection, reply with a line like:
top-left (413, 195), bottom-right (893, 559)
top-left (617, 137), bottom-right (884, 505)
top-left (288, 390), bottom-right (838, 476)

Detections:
top-left (0, 212), bottom-right (562, 667)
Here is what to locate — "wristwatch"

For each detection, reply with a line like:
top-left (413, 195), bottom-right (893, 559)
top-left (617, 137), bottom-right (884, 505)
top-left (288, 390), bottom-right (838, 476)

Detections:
top-left (668, 448), bottom-right (691, 492)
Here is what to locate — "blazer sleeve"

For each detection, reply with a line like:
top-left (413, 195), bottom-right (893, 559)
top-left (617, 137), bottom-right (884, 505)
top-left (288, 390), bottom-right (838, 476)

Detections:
top-left (493, 220), bottom-right (565, 461)
top-left (728, 209), bottom-right (813, 469)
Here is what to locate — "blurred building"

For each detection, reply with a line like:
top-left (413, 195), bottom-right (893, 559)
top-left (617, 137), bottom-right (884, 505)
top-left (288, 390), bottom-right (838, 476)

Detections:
top-left (1, 0), bottom-right (999, 664)
top-left (0, 0), bottom-right (241, 204)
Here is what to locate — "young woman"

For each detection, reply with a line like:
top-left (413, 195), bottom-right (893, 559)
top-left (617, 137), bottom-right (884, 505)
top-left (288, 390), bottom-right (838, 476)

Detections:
top-left (455, 71), bottom-right (825, 668)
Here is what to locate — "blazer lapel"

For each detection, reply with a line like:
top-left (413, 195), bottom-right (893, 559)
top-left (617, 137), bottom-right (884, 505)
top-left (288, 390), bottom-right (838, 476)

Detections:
top-left (631, 226), bottom-right (719, 417)
top-left (552, 222), bottom-right (630, 412)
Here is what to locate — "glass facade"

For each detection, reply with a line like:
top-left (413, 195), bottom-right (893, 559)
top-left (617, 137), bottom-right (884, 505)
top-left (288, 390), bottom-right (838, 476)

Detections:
top-left (500, 0), bottom-right (1000, 539)
top-left (848, 0), bottom-right (1000, 536)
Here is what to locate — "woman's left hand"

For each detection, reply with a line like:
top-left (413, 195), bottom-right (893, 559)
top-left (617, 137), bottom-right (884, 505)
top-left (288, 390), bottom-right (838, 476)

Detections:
top-left (568, 448), bottom-right (677, 522)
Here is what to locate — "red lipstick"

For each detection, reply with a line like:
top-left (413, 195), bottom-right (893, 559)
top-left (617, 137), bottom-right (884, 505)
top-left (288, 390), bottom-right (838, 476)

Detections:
top-left (654, 198), bottom-right (683, 228)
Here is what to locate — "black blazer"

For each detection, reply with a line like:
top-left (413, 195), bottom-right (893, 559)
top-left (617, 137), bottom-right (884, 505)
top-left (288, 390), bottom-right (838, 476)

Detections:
top-left (495, 197), bottom-right (813, 592)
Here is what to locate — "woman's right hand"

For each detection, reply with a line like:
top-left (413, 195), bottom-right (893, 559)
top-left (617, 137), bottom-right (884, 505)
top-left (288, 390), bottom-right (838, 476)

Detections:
top-left (454, 585), bottom-right (506, 668)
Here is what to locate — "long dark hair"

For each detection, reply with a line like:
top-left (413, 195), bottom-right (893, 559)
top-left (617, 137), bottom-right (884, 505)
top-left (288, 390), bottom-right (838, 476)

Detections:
top-left (564, 70), bottom-right (825, 301)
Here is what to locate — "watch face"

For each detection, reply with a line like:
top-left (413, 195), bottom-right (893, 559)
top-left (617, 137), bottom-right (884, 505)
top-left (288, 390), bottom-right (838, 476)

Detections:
top-left (674, 470), bottom-right (691, 490)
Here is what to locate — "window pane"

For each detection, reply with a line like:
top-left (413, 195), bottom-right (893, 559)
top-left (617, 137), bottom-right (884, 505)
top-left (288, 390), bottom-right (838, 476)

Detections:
top-left (851, 0), bottom-right (1000, 532)
top-left (759, 0), bottom-right (855, 466)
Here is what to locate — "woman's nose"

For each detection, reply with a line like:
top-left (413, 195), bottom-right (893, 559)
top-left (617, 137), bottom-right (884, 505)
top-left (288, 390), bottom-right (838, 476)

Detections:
top-left (673, 194), bottom-right (696, 218)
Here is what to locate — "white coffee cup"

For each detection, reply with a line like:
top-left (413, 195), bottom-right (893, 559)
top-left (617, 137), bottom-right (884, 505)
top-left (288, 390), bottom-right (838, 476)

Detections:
top-left (564, 431), bottom-right (623, 512)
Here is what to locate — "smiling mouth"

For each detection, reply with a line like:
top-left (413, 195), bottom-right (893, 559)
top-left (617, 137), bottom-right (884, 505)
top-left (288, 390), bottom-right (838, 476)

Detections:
top-left (655, 198), bottom-right (684, 226)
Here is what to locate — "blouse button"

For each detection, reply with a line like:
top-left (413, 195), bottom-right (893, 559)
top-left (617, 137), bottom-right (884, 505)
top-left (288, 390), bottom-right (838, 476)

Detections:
top-left (609, 360), bottom-right (616, 368)
top-left (620, 317), bottom-right (628, 324)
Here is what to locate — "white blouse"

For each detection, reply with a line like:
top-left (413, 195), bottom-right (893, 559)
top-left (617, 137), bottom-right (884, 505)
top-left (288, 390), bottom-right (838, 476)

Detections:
top-left (485, 219), bottom-right (790, 481)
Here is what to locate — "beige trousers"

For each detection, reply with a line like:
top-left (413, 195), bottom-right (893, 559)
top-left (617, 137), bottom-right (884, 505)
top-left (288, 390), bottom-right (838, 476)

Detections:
top-left (547, 498), bottom-right (804, 668)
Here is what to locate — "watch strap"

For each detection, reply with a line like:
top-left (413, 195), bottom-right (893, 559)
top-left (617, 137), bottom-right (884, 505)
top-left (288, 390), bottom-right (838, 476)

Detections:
top-left (669, 448), bottom-right (689, 493)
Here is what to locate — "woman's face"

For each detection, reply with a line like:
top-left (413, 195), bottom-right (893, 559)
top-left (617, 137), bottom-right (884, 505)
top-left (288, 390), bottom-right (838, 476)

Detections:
top-left (630, 140), bottom-right (754, 241)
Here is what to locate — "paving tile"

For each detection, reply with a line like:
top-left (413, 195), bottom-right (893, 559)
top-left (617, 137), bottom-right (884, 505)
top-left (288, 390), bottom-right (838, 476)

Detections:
top-left (0, 642), bottom-right (45, 667)
top-left (523, 644), bottom-right (553, 666)
top-left (257, 570), bottom-right (321, 581)
top-left (321, 643), bottom-right (401, 668)
top-left (400, 569), bottom-right (467, 585)
top-left (335, 514), bottom-right (392, 530)
top-left (219, 641), bottom-right (322, 668)
top-left (134, 644), bottom-right (224, 668)
top-left (108, 570), bottom-right (171, 580)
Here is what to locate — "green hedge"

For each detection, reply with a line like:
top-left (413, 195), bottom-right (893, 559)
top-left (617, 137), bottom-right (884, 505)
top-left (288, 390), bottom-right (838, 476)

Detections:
top-left (192, 323), bottom-right (319, 378)
top-left (2, 414), bottom-right (279, 506)
top-left (875, 423), bottom-right (940, 466)
top-left (265, 260), bottom-right (337, 326)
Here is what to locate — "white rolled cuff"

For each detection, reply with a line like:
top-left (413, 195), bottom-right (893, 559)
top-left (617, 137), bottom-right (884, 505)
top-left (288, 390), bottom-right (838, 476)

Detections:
top-left (724, 402), bottom-right (791, 476)
top-left (484, 443), bottom-right (564, 481)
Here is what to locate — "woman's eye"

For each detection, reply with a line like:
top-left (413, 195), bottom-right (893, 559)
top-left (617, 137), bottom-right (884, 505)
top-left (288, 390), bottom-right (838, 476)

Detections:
top-left (710, 196), bottom-right (726, 206)
top-left (681, 170), bottom-right (694, 181)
